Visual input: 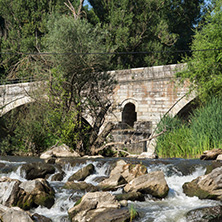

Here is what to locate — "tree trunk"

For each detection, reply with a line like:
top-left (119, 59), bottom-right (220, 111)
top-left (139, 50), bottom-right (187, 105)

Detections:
top-left (90, 122), bottom-right (114, 155)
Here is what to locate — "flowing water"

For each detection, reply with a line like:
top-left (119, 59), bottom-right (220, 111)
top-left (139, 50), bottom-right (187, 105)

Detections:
top-left (0, 156), bottom-right (221, 222)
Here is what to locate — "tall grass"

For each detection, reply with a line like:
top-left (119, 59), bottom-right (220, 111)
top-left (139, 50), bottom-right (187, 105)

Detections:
top-left (189, 97), bottom-right (222, 153)
top-left (156, 97), bottom-right (222, 158)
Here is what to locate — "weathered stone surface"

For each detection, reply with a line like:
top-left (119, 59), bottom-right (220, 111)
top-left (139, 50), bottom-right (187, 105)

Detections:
top-left (205, 162), bottom-right (222, 175)
top-left (40, 144), bottom-right (80, 159)
top-left (99, 160), bottom-right (147, 190)
top-left (64, 181), bottom-right (99, 192)
top-left (183, 166), bottom-right (222, 200)
top-left (0, 178), bottom-right (21, 207)
top-left (68, 192), bottom-right (120, 222)
top-left (68, 164), bottom-right (95, 181)
top-left (121, 163), bottom-right (147, 183)
top-left (20, 163), bottom-right (55, 180)
top-left (1, 206), bottom-right (33, 222)
top-left (216, 154), bottom-right (222, 161)
top-left (85, 208), bottom-right (131, 222)
top-left (124, 171), bottom-right (169, 198)
top-left (19, 179), bottom-right (55, 209)
top-left (186, 205), bottom-right (222, 222)
top-left (115, 192), bottom-right (145, 202)
top-left (31, 213), bottom-right (52, 222)
top-left (0, 177), bottom-right (55, 210)
top-left (200, 149), bottom-right (222, 160)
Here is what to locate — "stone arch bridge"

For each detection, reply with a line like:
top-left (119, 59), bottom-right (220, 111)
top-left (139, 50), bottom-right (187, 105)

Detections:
top-left (0, 64), bottom-right (195, 154)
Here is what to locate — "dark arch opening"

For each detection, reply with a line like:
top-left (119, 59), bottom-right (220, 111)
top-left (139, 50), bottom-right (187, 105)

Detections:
top-left (122, 102), bottom-right (137, 128)
top-left (176, 98), bottom-right (200, 121)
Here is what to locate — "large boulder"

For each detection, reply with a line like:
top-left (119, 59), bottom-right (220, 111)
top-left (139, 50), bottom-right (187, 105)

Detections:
top-left (31, 213), bottom-right (52, 222)
top-left (0, 177), bottom-right (55, 210)
top-left (63, 181), bottom-right (99, 192)
top-left (183, 166), bottom-right (222, 200)
top-left (186, 205), bottom-right (222, 222)
top-left (200, 149), bottom-right (222, 160)
top-left (68, 164), bottom-right (95, 181)
top-left (20, 163), bottom-right (55, 180)
top-left (115, 192), bottom-right (145, 202)
top-left (68, 192), bottom-right (124, 222)
top-left (124, 171), bottom-right (169, 198)
top-left (121, 163), bottom-right (147, 183)
top-left (99, 160), bottom-right (147, 190)
top-left (18, 179), bottom-right (55, 209)
top-left (0, 178), bottom-right (21, 207)
top-left (40, 144), bottom-right (80, 159)
top-left (0, 204), bottom-right (33, 222)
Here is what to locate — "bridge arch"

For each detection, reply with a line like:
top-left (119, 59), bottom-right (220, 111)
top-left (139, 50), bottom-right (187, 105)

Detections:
top-left (167, 93), bottom-right (196, 117)
top-left (0, 96), bottom-right (34, 117)
top-left (120, 99), bottom-right (138, 128)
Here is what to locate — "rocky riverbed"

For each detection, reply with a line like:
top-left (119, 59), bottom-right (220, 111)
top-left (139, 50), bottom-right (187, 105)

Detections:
top-left (0, 156), bottom-right (222, 222)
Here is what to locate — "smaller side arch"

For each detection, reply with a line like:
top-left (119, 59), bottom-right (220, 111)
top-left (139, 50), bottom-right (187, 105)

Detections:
top-left (0, 96), bottom-right (35, 117)
top-left (167, 93), bottom-right (196, 117)
top-left (120, 99), bottom-right (137, 128)
top-left (120, 98), bottom-right (138, 112)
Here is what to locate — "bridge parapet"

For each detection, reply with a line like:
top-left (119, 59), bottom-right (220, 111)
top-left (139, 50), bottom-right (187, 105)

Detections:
top-left (111, 63), bottom-right (185, 83)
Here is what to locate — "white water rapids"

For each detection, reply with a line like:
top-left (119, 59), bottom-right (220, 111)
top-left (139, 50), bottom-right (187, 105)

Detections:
top-left (0, 157), bottom-right (220, 222)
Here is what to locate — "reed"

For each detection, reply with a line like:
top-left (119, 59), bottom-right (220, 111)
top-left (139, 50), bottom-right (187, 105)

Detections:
top-left (156, 97), bottom-right (222, 158)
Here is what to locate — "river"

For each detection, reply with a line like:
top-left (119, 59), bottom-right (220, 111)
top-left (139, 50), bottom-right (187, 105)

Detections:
top-left (0, 156), bottom-right (220, 222)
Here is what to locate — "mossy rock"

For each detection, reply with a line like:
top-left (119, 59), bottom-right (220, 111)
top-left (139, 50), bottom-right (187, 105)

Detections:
top-left (34, 192), bottom-right (55, 209)
top-left (183, 181), bottom-right (217, 199)
top-left (115, 192), bottom-right (145, 202)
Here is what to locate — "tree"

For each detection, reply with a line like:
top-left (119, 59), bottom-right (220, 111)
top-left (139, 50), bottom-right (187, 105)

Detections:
top-left (88, 0), bottom-right (204, 69)
top-left (0, 0), bottom-right (76, 79)
top-left (177, 0), bottom-right (222, 102)
top-left (41, 15), bottom-right (116, 155)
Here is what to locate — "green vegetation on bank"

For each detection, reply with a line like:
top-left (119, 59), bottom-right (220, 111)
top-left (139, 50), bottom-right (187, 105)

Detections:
top-left (156, 97), bottom-right (222, 158)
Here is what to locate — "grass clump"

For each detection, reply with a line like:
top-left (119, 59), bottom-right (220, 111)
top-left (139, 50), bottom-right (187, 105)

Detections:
top-left (156, 97), bottom-right (222, 158)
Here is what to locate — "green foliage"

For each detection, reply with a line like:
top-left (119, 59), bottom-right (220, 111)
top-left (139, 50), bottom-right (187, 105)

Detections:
top-left (129, 204), bottom-right (138, 222)
top-left (190, 97), bottom-right (222, 150)
top-left (88, 0), bottom-right (204, 69)
top-left (177, 0), bottom-right (222, 102)
top-left (0, 0), bottom-right (73, 79)
top-left (156, 97), bottom-right (222, 158)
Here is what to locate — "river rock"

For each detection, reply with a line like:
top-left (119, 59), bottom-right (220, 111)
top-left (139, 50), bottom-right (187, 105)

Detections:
top-left (0, 205), bottom-right (33, 222)
top-left (68, 192), bottom-right (121, 222)
top-left (20, 163), bottom-right (55, 180)
top-left (31, 213), bottom-right (52, 222)
top-left (0, 178), bottom-right (21, 207)
top-left (200, 149), bottom-right (222, 160)
top-left (0, 177), bottom-right (55, 210)
top-left (99, 160), bottom-right (147, 190)
top-left (85, 208), bottom-right (131, 222)
top-left (68, 163), bottom-right (95, 181)
top-left (40, 144), bottom-right (80, 159)
top-left (115, 192), bottom-right (145, 202)
top-left (121, 163), bottom-right (147, 183)
top-left (51, 172), bottom-right (64, 181)
top-left (124, 171), bottom-right (169, 198)
top-left (19, 179), bottom-right (55, 209)
top-left (216, 154), bottom-right (222, 161)
top-left (64, 181), bottom-right (99, 192)
top-left (186, 205), bottom-right (222, 222)
top-left (183, 166), bottom-right (222, 200)
top-left (205, 162), bottom-right (222, 174)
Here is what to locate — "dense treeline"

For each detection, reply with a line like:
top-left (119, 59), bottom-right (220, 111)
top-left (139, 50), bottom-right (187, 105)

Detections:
top-left (0, 0), bottom-right (221, 156)
top-left (0, 0), bottom-right (205, 78)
